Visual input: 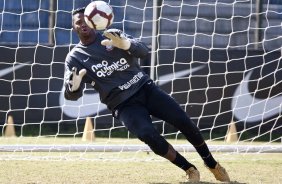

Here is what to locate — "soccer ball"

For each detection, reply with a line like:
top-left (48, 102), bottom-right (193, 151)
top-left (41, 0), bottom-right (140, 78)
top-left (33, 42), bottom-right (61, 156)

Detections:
top-left (84, 1), bottom-right (114, 30)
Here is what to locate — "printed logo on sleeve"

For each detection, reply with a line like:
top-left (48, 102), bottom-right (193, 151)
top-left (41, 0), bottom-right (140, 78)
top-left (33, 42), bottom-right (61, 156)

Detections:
top-left (83, 57), bottom-right (90, 63)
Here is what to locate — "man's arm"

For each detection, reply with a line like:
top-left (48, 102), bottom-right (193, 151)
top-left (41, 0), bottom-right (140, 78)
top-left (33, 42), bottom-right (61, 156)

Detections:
top-left (127, 38), bottom-right (149, 59)
top-left (101, 29), bottom-right (149, 59)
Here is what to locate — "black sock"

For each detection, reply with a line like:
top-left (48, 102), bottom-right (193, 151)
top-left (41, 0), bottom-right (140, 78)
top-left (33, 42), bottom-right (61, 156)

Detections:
top-left (194, 142), bottom-right (217, 168)
top-left (171, 152), bottom-right (196, 171)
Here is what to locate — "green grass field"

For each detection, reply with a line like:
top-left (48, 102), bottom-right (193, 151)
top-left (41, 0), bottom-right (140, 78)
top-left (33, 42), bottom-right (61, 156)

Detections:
top-left (1, 153), bottom-right (281, 184)
top-left (0, 138), bottom-right (281, 184)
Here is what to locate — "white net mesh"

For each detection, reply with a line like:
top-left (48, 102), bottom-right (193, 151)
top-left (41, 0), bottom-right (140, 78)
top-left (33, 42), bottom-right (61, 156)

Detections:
top-left (0, 0), bottom-right (281, 160)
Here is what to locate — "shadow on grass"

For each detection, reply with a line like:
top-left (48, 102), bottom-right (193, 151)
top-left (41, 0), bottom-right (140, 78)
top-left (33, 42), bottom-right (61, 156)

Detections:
top-left (149, 181), bottom-right (246, 184)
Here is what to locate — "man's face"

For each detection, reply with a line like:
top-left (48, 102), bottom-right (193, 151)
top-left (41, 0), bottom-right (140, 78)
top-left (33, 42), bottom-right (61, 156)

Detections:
top-left (72, 12), bottom-right (92, 37)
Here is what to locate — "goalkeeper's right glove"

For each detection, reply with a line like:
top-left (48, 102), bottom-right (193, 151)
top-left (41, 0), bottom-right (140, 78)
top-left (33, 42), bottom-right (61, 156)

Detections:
top-left (68, 67), bottom-right (87, 92)
top-left (101, 29), bottom-right (131, 50)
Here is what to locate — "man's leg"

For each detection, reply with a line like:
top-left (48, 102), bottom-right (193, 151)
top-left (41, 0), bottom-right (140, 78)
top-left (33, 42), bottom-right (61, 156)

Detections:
top-left (145, 84), bottom-right (230, 182)
top-left (116, 103), bottom-right (199, 181)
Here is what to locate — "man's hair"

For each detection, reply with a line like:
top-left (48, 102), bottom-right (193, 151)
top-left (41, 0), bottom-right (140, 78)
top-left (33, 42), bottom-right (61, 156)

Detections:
top-left (72, 7), bottom-right (85, 15)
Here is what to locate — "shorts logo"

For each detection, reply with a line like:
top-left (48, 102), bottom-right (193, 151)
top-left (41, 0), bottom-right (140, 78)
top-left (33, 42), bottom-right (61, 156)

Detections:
top-left (114, 109), bottom-right (119, 118)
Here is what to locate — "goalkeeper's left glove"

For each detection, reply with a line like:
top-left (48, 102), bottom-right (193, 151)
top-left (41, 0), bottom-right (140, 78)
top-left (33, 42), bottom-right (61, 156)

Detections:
top-left (68, 67), bottom-right (87, 92)
top-left (101, 29), bottom-right (131, 50)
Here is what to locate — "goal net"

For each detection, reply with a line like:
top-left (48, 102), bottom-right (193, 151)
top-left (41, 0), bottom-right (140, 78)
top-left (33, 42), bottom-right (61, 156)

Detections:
top-left (0, 0), bottom-right (281, 160)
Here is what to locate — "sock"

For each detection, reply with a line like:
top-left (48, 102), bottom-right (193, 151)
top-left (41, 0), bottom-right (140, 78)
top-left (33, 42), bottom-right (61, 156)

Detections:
top-left (171, 152), bottom-right (196, 171)
top-left (194, 142), bottom-right (217, 168)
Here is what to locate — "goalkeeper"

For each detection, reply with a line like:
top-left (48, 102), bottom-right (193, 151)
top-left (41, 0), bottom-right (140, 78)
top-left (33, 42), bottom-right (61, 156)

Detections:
top-left (64, 7), bottom-right (230, 182)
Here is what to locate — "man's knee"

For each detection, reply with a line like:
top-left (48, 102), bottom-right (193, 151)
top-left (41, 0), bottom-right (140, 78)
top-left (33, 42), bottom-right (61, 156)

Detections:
top-left (138, 131), bottom-right (169, 156)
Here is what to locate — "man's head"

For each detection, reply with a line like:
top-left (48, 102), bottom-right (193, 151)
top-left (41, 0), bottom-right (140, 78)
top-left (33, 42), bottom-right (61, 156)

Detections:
top-left (72, 7), bottom-right (85, 15)
top-left (72, 7), bottom-right (85, 28)
top-left (72, 7), bottom-right (95, 43)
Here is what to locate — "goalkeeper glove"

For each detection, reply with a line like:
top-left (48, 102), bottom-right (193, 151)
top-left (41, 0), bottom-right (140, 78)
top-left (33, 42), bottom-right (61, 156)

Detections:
top-left (101, 29), bottom-right (131, 50)
top-left (68, 67), bottom-right (87, 92)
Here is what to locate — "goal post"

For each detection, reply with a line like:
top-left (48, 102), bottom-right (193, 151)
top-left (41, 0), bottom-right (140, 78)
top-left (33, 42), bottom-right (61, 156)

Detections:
top-left (0, 0), bottom-right (281, 158)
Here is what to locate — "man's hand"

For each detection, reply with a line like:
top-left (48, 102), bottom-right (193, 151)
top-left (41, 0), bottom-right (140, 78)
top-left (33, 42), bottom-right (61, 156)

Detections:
top-left (68, 67), bottom-right (87, 92)
top-left (101, 29), bottom-right (131, 50)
